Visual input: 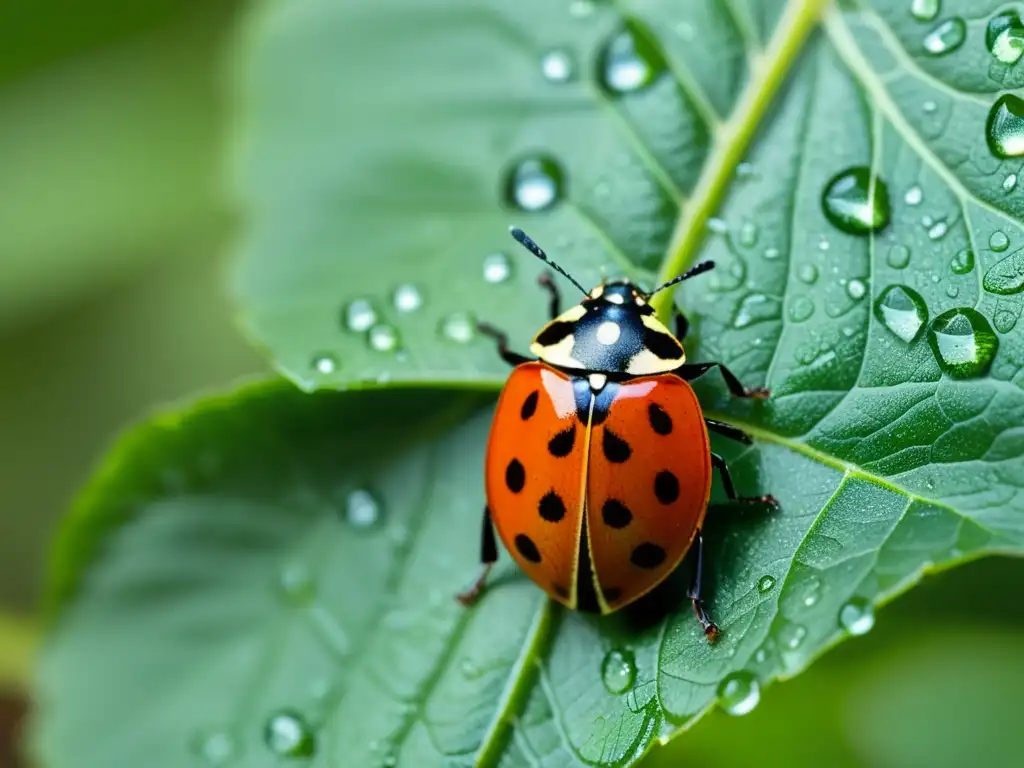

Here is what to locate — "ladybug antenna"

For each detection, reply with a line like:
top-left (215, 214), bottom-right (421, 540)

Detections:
top-left (509, 227), bottom-right (588, 296)
top-left (645, 260), bottom-right (716, 298)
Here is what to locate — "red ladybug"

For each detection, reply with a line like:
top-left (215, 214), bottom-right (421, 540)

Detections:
top-left (458, 227), bottom-right (777, 639)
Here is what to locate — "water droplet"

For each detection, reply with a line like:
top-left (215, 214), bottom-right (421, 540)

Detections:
top-left (736, 162), bottom-right (756, 179)
top-left (821, 167), bottom-right (890, 234)
top-left (789, 296), bottom-right (815, 323)
top-left (569, 0), bottom-right (595, 18)
top-left (986, 95), bottom-right (1024, 158)
top-left (368, 324), bottom-right (400, 352)
top-left (754, 647), bottom-right (769, 664)
top-left (903, 185), bottom-right (923, 205)
top-left (798, 264), bottom-right (819, 284)
top-left (994, 307), bottom-right (1018, 333)
top-left (1004, 173), bottom-right (1018, 193)
top-left (946, 284), bottom-right (960, 298)
top-left (951, 248), bottom-right (975, 274)
top-left (263, 710), bottom-right (316, 758)
top-left (911, 0), bottom-right (940, 22)
top-left (928, 308), bottom-right (999, 378)
top-left (738, 220), bottom-right (759, 247)
top-left (344, 299), bottom-right (377, 332)
top-left (757, 575), bottom-right (776, 594)
top-left (778, 622), bottom-right (808, 650)
top-left (459, 658), bottom-right (482, 678)
top-left (846, 279), bottom-right (867, 300)
top-left (887, 244), bottom-right (911, 269)
top-left (601, 648), bottom-right (637, 695)
top-left (927, 220), bottom-right (948, 240)
top-left (392, 284), bottom-right (423, 313)
top-left (194, 730), bottom-right (237, 766)
top-left (598, 24), bottom-right (666, 95)
top-left (923, 17), bottom-right (966, 56)
top-left (763, 246), bottom-right (780, 260)
top-left (875, 284), bottom-right (928, 343)
top-left (674, 21), bottom-right (696, 40)
top-left (311, 354), bottom-right (338, 375)
top-left (483, 252), bottom-right (512, 284)
top-left (818, 236), bottom-right (831, 251)
top-left (346, 489), bottom-right (381, 528)
top-left (717, 672), bottom-right (760, 716)
top-left (987, 11), bottom-right (1024, 64)
top-left (439, 312), bottom-right (477, 343)
top-left (732, 293), bottom-right (773, 329)
top-left (991, 231), bottom-right (1011, 251)
top-left (923, 99), bottom-right (938, 113)
top-left (278, 564), bottom-right (315, 605)
top-left (838, 598), bottom-right (875, 636)
top-left (706, 216), bottom-right (728, 234)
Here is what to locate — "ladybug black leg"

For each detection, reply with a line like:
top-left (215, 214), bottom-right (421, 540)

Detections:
top-left (710, 452), bottom-right (779, 509)
top-left (674, 309), bottom-right (690, 341)
top-left (687, 529), bottom-right (719, 642)
top-left (478, 322), bottom-right (531, 367)
top-left (705, 418), bottom-right (752, 445)
top-left (538, 273), bottom-right (561, 319)
top-left (677, 361), bottom-right (770, 399)
top-left (456, 505), bottom-right (498, 606)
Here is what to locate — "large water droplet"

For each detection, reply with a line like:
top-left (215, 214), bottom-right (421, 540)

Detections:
top-left (278, 564), bottom-right (316, 605)
top-left (928, 308), bottom-right (999, 378)
top-left (951, 248), bottom-right (975, 274)
top-left (346, 489), bottom-right (381, 528)
top-left (991, 231), bottom-right (1011, 252)
top-left (789, 296), bottom-right (815, 323)
top-left (887, 244), bottom-right (911, 269)
top-left (504, 156), bottom-right (564, 211)
top-left (344, 298), bottom-right (377, 333)
top-left (439, 312), bottom-right (477, 343)
top-left (911, 0), bottom-right (940, 22)
top-left (601, 648), bottom-right (637, 695)
top-left (986, 95), bottom-right (1024, 158)
top-left (392, 283), bottom-right (423, 313)
top-left (987, 11), bottom-right (1024, 64)
top-left (193, 730), bottom-right (237, 766)
top-left (838, 598), bottom-right (876, 636)
top-left (483, 252), bottom-right (512, 284)
top-left (263, 710), bottom-right (316, 758)
top-left (311, 354), bottom-right (338, 375)
top-left (903, 185), bottom-right (923, 206)
top-left (984, 249), bottom-right (1024, 295)
top-left (757, 575), bottom-right (777, 594)
top-left (821, 167), bottom-right (890, 234)
top-left (778, 622), bottom-right (808, 650)
top-left (923, 17), bottom-right (966, 55)
top-left (541, 48), bottom-right (575, 82)
top-left (368, 324), bottom-right (400, 353)
top-left (598, 24), bottom-right (666, 95)
top-left (874, 285), bottom-right (928, 343)
top-left (717, 672), bottom-right (760, 716)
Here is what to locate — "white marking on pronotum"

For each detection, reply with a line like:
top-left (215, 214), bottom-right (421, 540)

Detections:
top-left (606, 293), bottom-right (624, 304)
top-left (589, 373), bottom-right (608, 392)
top-left (596, 321), bottom-right (621, 345)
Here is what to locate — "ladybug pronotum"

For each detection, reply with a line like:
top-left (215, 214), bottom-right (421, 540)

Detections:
top-left (458, 227), bottom-right (777, 640)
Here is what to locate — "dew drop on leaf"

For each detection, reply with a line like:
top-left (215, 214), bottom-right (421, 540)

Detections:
top-left (754, 647), bottom-right (769, 664)
top-left (927, 220), bottom-right (948, 240)
top-left (504, 156), bottom-right (564, 211)
top-left (984, 249), bottom-right (1024, 295)
top-left (601, 648), bottom-right (637, 695)
top-left (800, 576), bottom-right (823, 608)
top-left (986, 95), bottom-right (1024, 158)
top-left (777, 621), bottom-right (808, 650)
top-left (717, 672), bottom-right (760, 716)
top-left (874, 285), bottom-right (928, 343)
top-left (763, 246), bottom-right (781, 260)
top-left (923, 99), bottom-right (938, 113)
top-left (798, 264), bottom-right (818, 284)
top-left (368, 324), bottom-right (400, 352)
top-left (887, 244), bottom-right (911, 269)
top-left (482, 252), bottom-right (512, 284)
top-left (392, 283), bottom-right (423, 313)
top-left (846, 279), bottom-right (866, 300)
top-left (990, 231), bottom-right (1011, 251)
top-left (757, 575), bottom-right (777, 593)
top-left (439, 312), bottom-right (477, 343)
top-left (569, 0), bottom-right (595, 19)
top-left (994, 307), bottom-right (1018, 333)
top-left (821, 166), bottom-right (890, 234)
top-left (903, 185), bottom-right (923, 206)
top-left (346, 488), bottom-right (382, 528)
top-left (987, 11), bottom-right (1024, 64)
top-left (311, 353), bottom-right (338, 375)
top-left (818, 236), bottom-right (831, 251)
top-left (263, 710), bottom-right (317, 758)
top-left (278, 564), bottom-right (316, 605)
top-left (788, 296), bottom-right (815, 323)
top-left (344, 298), bottom-right (377, 333)
top-left (1004, 173), bottom-right (1018, 193)
top-left (946, 284), bottom-right (959, 298)
top-left (910, 0), bottom-right (940, 22)
top-left (738, 220), bottom-right (759, 247)
top-left (838, 598), bottom-right (875, 636)
top-left (598, 24), bottom-right (665, 95)
top-left (736, 161), bottom-right (756, 179)
top-left (706, 216), bottom-right (728, 234)
top-left (193, 730), bottom-right (237, 766)
top-left (731, 293), bottom-right (772, 329)
top-left (541, 48), bottom-right (575, 83)
top-left (927, 308), bottom-right (999, 378)
top-left (951, 248), bottom-right (975, 274)
top-left (922, 17), bottom-right (966, 56)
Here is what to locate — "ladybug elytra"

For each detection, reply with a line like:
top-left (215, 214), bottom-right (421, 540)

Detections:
top-left (458, 227), bottom-right (777, 640)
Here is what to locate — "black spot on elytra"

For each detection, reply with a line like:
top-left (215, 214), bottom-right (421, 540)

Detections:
top-left (654, 470), bottom-right (679, 504)
top-left (521, 390), bottom-right (539, 420)
top-left (648, 403), bottom-right (672, 435)
top-left (602, 499), bottom-right (632, 529)
top-left (539, 490), bottom-right (566, 522)
top-left (644, 327), bottom-right (683, 359)
top-left (547, 425), bottom-right (575, 457)
top-left (553, 583), bottom-right (570, 600)
top-left (515, 533), bottom-right (541, 563)
top-left (602, 587), bottom-right (622, 603)
top-left (535, 321), bottom-right (575, 346)
top-left (631, 542), bottom-right (666, 569)
top-left (603, 429), bottom-right (632, 463)
top-left (505, 459), bottom-right (525, 493)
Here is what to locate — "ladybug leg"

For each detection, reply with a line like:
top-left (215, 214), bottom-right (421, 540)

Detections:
top-left (687, 529), bottom-right (719, 642)
top-left (456, 505), bottom-right (498, 606)
top-left (710, 452), bottom-right (779, 509)
top-left (705, 418), bottom-right (752, 445)
top-left (677, 361), bottom-right (770, 399)
top-left (478, 322), bottom-right (531, 367)
top-left (538, 273), bottom-right (561, 319)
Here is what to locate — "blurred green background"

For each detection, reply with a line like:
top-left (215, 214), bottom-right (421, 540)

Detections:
top-left (2, 2), bottom-right (1023, 766)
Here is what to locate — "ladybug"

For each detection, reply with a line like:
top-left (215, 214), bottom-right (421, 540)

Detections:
top-left (457, 227), bottom-right (777, 640)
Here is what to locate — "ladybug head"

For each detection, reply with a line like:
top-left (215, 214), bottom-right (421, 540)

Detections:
top-left (508, 227), bottom-right (715, 377)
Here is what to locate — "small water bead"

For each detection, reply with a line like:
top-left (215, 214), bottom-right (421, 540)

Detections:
top-left (278, 564), bottom-right (316, 605)
top-left (984, 249), bottom-right (1024, 294)
top-left (798, 264), bottom-right (819, 284)
top-left (541, 49), bottom-right (575, 82)
top-left (439, 312), bottom-right (477, 343)
top-left (368, 324), bottom-right (400, 352)
top-left (736, 161), bottom-right (756, 179)
top-left (986, 95), bottom-right (1024, 158)
top-left (263, 710), bottom-right (317, 758)
top-left (569, 0), bottom-right (595, 18)
top-left (846, 279), bottom-right (867, 300)
top-left (1005, 174), bottom-right (1019, 193)
top-left (717, 672), bottom-right (761, 716)
top-left (674, 21), bottom-right (696, 40)
top-left (706, 216), bottom-right (728, 234)
top-left (838, 599), bottom-right (876, 636)
top-left (599, 24), bottom-right (666, 95)
top-left (903, 185), bottom-right (923, 206)
top-left (887, 245), bottom-right (911, 269)
top-left (818, 236), bottom-right (831, 251)
top-left (951, 248), bottom-right (975, 274)
top-left (757, 575), bottom-right (777, 594)
top-left (732, 293), bottom-right (774, 329)
top-left (923, 99), bottom-right (938, 114)
top-left (994, 308), bottom-right (1018, 333)
top-left (927, 308), bottom-right (999, 378)
top-left (927, 220), bottom-right (948, 240)
top-left (789, 297), bottom-right (815, 323)
top-left (990, 230), bottom-right (1011, 251)
top-left (922, 17), bottom-right (966, 56)
top-left (739, 220), bottom-right (759, 247)
top-left (346, 489), bottom-right (381, 528)
top-left (987, 11), bottom-right (1024, 65)
top-left (392, 283), bottom-right (423, 313)
top-left (194, 730), bottom-right (237, 766)
top-left (874, 284), bottom-right (928, 343)
top-left (504, 156), bottom-right (564, 212)
top-left (344, 298), bottom-right (377, 333)
top-left (482, 252), bottom-right (512, 284)
top-left (763, 246), bottom-right (781, 260)
top-left (946, 284), bottom-right (960, 298)
top-left (754, 648), bottom-right (769, 664)
top-left (601, 648), bottom-right (637, 695)
top-left (778, 622), bottom-right (808, 650)
top-left (821, 167), bottom-right (890, 234)
top-left (311, 354), bottom-right (338, 375)
top-left (910, 0), bottom-right (940, 22)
